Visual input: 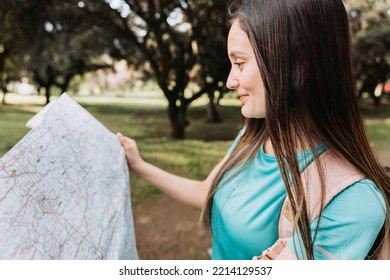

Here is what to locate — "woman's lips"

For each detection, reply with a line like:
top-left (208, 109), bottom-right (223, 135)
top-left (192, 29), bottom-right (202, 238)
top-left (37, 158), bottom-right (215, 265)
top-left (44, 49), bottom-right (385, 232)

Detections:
top-left (238, 94), bottom-right (249, 102)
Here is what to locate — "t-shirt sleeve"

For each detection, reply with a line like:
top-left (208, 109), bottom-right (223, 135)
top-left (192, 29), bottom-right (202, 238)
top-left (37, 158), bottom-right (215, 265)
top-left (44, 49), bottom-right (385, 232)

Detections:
top-left (287, 179), bottom-right (386, 260)
top-left (226, 127), bottom-right (245, 156)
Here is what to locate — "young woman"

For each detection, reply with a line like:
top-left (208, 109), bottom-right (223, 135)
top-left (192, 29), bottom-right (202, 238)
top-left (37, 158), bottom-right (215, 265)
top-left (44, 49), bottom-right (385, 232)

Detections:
top-left (117, 0), bottom-right (389, 260)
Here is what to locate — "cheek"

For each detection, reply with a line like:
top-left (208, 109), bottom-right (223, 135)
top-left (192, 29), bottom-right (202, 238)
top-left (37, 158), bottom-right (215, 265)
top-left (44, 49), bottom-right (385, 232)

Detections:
top-left (253, 71), bottom-right (265, 99)
top-left (244, 63), bottom-right (263, 90)
top-left (240, 72), bottom-right (256, 91)
top-left (249, 75), bottom-right (265, 100)
top-left (250, 92), bottom-right (265, 111)
top-left (252, 78), bottom-right (266, 113)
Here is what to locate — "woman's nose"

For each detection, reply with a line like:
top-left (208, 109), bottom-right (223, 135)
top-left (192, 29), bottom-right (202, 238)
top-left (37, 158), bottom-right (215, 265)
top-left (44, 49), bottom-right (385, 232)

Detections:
top-left (226, 70), bottom-right (239, 89)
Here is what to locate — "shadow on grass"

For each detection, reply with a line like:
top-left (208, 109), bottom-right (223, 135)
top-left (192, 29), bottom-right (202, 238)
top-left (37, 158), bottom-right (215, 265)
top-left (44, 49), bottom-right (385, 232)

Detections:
top-left (359, 97), bottom-right (390, 120)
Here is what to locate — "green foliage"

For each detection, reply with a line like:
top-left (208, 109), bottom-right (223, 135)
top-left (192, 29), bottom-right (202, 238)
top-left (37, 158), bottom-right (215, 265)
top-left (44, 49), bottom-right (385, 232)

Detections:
top-left (1, 0), bottom-right (389, 135)
top-left (0, 1), bottom-right (32, 100)
top-left (353, 25), bottom-right (390, 87)
top-left (345, 0), bottom-right (390, 35)
top-left (21, 0), bottom-right (125, 103)
top-left (0, 0), bottom-right (133, 104)
top-left (101, 0), bottom-right (231, 137)
top-left (345, 0), bottom-right (390, 102)
top-left (1, 0), bottom-right (231, 136)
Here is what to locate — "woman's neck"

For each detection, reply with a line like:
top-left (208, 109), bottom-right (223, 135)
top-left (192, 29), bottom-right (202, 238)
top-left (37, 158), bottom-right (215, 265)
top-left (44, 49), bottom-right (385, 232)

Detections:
top-left (263, 137), bottom-right (320, 156)
top-left (263, 138), bottom-right (275, 155)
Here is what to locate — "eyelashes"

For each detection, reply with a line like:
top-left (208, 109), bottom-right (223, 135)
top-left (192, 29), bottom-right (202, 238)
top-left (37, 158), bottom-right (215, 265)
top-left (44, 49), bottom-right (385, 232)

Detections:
top-left (234, 62), bottom-right (244, 69)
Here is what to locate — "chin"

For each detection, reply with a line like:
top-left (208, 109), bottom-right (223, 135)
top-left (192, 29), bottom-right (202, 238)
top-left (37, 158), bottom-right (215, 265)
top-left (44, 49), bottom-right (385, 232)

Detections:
top-left (241, 108), bottom-right (265, 119)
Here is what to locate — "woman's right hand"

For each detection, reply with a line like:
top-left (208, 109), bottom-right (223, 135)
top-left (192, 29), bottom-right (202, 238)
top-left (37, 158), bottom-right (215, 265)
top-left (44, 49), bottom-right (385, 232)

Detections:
top-left (116, 133), bottom-right (144, 173)
top-left (116, 132), bottom-right (229, 209)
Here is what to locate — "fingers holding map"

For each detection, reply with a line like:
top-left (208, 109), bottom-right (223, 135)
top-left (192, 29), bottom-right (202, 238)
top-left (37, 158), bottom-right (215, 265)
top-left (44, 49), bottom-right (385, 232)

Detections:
top-left (0, 93), bottom-right (138, 259)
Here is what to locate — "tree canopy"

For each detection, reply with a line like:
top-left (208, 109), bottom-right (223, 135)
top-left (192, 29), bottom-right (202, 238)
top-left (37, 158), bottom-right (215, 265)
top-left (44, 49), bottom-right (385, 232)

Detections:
top-left (1, 0), bottom-right (230, 138)
top-left (88, 0), bottom-right (230, 138)
top-left (346, 0), bottom-right (390, 105)
top-left (1, 0), bottom-right (389, 136)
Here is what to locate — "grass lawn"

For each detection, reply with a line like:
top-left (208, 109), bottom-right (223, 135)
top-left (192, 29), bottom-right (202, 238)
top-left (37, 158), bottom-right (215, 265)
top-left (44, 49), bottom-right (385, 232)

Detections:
top-left (1, 93), bottom-right (389, 205)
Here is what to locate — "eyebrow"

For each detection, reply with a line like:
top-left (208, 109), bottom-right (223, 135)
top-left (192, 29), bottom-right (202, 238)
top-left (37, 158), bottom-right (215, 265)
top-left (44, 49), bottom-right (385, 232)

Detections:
top-left (228, 50), bottom-right (249, 58)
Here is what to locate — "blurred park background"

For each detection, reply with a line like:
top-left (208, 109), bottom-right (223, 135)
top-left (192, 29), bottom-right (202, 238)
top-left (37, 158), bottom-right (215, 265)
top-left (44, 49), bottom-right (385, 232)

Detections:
top-left (0, 0), bottom-right (389, 259)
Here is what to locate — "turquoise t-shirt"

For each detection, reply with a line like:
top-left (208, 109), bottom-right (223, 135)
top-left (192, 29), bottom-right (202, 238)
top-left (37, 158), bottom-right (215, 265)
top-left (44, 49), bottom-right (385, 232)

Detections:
top-left (211, 130), bottom-right (386, 260)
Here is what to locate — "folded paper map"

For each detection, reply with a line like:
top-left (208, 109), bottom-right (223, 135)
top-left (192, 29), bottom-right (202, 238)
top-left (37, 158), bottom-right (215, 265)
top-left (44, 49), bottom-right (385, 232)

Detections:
top-left (0, 93), bottom-right (138, 259)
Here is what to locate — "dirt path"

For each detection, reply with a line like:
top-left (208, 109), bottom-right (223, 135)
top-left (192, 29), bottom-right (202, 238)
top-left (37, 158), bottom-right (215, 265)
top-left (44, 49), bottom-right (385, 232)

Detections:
top-left (133, 196), bottom-right (211, 260)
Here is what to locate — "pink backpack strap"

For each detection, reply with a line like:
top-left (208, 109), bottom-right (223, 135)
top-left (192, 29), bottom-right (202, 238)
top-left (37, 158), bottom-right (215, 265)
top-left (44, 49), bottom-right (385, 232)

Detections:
top-left (254, 149), bottom-right (366, 260)
top-left (278, 149), bottom-right (365, 238)
top-left (255, 149), bottom-right (390, 260)
top-left (253, 238), bottom-right (297, 260)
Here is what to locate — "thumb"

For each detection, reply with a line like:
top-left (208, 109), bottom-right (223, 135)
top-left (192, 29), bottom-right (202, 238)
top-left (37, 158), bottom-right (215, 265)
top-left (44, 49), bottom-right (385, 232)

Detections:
top-left (116, 132), bottom-right (124, 141)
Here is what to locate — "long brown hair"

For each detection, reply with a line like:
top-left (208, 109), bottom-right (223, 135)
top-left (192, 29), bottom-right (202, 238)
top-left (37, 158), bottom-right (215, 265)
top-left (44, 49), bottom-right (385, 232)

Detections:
top-left (202, 0), bottom-right (390, 259)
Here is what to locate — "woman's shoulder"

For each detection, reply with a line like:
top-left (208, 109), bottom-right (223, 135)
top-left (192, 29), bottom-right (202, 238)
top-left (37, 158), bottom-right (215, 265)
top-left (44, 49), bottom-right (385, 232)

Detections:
top-left (303, 178), bottom-right (387, 260)
top-left (325, 178), bottom-right (386, 226)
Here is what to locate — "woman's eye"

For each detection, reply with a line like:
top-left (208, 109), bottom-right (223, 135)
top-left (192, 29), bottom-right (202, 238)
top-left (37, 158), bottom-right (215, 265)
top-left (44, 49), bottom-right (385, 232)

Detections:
top-left (234, 62), bottom-right (244, 69)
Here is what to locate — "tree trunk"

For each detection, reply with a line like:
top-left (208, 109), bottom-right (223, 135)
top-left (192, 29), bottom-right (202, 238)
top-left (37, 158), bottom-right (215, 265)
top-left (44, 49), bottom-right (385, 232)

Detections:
top-left (59, 74), bottom-right (72, 94)
top-left (373, 95), bottom-right (381, 107)
top-left (44, 85), bottom-right (51, 104)
top-left (0, 52), bottom-right (7, 106)
top-left (0, 70), bottom-right (7, 106)
top-left (168, 99), bottom-right (188, 139)
top-left (205, 92), bottom-right (221, 123)
top-left (373, 83), bottom-right (383, 107)
top-left (1, 92), bottom-right (6, 105)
